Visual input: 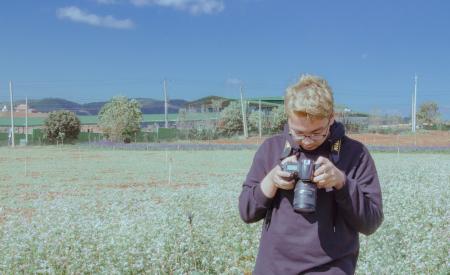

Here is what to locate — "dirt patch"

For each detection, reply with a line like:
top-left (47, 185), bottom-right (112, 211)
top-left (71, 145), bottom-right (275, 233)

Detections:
top-left (17, 183), bottom-right (32, 188)
top-left (348, 131), bottom-right (450, 147)
top-left (0, 175), bottom-right (12, 182)
top-left (84, 154), bottom-right (106, 160)
top-left (96, 181), bottom-right (207, 190)
top-left (30, 171), bottom-right (41, 178)
top-left (46, 191), bottom-right (85, 200)
top-left (195, 131), bottom-right (450, 147)
top-left (151, 196), bottom-right (163, 204)
top-left (0, 207), bottom-right (36, 224)
top-left (167, 182), bottom-right (207, 190)
top-left (20, 192), bottom-right (39, 201)
top-left (96, 182), bottom-right (147, 190)
top-left (193, 136), bottom-right (264, 145)
top-left (100, 169), bottom-right (116, 174)
top-left (18, 190), bottom-right (86, 201)
top-left (148, 181), bottom-right (207, 190)
top-left (14, 157), bottom-right (27, 161)
top-left (209, 173), bottom-right (229, 177)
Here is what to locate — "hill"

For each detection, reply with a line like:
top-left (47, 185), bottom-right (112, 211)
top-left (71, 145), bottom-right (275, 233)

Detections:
top-left (1, 98), bottom-right (189, 115)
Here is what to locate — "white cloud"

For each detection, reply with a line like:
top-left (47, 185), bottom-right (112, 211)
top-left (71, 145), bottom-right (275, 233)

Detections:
top-left (226, 78), bottom-right (243, 86)
top-left (95, 0), bottom-right (120, 4)
top-left (129, 0), bottom-right (224, 15)
top-left (57, 6), bottom-right (135, 30)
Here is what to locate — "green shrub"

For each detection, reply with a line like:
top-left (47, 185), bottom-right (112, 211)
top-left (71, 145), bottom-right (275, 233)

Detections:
top-left (43, 110), bottom-right (81, 144)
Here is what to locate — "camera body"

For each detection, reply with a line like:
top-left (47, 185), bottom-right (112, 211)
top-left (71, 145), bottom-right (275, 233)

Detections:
top-left (280, 159), bottom-right (318, 213)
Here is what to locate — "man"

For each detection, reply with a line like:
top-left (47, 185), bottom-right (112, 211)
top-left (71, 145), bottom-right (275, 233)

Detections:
top-left (238, 75), bottom-right (383, 274)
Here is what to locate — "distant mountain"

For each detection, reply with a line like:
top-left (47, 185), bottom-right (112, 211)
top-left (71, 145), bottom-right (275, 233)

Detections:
top-left (29, 98), bottom-right (82, 113)
top-left (184, 96), bottom-right (232, 111)
top-left (135, 98), bottom-right (187, 114)
top-left (81, 101), bottom-right (106, 115)
top-left (5, 97), bottom-right (194, 115)
top-left (186, 96), bottom-right (231, 106)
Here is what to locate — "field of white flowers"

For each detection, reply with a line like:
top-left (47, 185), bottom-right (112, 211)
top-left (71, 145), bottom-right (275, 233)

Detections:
top-left (0, 146), bottom-right (448, 274)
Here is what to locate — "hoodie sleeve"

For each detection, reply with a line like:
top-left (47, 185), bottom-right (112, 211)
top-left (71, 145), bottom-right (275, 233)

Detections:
top-left (238, 141), bottom-right (274, 223)
top-left (334, 146), bottom-right (384, 235)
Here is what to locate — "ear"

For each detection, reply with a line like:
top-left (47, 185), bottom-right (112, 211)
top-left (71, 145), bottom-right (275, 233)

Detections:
top-left (329, 114), bottom-right (335, 125)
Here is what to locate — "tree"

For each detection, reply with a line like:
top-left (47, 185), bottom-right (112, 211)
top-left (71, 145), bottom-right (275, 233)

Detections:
top-left (217, 101), bottom-right (247, 136)
top-left (248, 110), bottom-right (271, 134)
top-left (270, 105), bottom-right (287, 133)
top-left (211, 98), bottom-right (224, 113)
top-left (417, 101), bottom-right (440, 127)
top-left (98, 96), bottom-right (143, 142)
top-left (43, 110), bottom-right (81, 144)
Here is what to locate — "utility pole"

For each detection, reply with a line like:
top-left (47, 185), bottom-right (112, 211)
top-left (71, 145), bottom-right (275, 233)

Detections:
top-left (9, 81), bottom-right (15, 147)
top-left (163, 79), bottom-right (168, 128)
top-left (25, 96), bottom-right (28, 144)
top-left (412, 74), bottom-right (417, 132)
top-left (240, 85), bottom-right (248, 138)
top-left (258, 99), bottom-right (262, 138)
top-left (411, 90), bottom-right (414, 132)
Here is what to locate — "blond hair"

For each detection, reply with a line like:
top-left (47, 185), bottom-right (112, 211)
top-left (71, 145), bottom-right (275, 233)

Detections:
top-left (284, 74), bottom-right (334, 119)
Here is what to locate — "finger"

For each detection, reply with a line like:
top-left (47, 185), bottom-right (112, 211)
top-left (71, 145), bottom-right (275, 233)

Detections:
top-left (324, 181), bottom-right (336, 189)
top-left (277, 183), bottom-right (294, 190)
top-left (315, 156), bottom-right (329, 166)
top-left (277, 170), bottom-right (294, 178)
top-left (313, 157), bottom-right (330, 175)
top-left (275, 176), bottom-right (295, 186)
top-left (313, 172), bottom-right (329, 183)
top-left (317, 181), bottom-right (333, 189)
top-left (314, 164), bottom-right (329, 176)
top-left (316, 181), bottom-right (326, 189)
top-left (274, 176), bottom-right (295, 190)
top-left (275, 181), bottom-right (295, 190)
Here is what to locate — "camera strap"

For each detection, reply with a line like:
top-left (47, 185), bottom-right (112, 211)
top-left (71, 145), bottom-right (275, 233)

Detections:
top-left (279, 139), bottom-right (341, 164)
top-left (264, 134), bottom-right (342, 229)
top-left (329, 138), bottom-right (342, 164)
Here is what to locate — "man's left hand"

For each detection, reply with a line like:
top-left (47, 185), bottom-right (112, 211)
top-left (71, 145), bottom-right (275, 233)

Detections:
top-left (313, 156), bottom-right (346, 190)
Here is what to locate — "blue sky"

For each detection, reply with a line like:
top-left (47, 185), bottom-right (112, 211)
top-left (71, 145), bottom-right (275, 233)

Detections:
top-left (0, 0), bottom-right (449, 118)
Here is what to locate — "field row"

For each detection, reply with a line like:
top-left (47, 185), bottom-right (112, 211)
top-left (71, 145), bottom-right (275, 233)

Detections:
top-left (0, 147), bottom-right (448, 274)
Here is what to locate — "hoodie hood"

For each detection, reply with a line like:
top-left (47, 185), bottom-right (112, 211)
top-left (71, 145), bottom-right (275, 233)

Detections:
top-left (281, 121), bottom-right (346, 162)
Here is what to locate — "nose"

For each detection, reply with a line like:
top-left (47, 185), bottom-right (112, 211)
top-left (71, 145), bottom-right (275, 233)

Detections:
top-left (301, 137), bottom-right (314, 145)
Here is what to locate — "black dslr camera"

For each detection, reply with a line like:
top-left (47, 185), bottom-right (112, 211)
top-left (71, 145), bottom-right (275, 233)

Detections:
top-left (280, 159), bottom-right (319, 213)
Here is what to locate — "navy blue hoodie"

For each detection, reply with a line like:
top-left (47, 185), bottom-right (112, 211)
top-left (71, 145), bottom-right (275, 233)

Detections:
top-left (238, 122), bottom-right (383, 274)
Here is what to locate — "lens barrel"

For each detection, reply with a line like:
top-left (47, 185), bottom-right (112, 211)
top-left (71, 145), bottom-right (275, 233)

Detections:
top-left (280, 159), bottom-right (318, 213)
top-left (293, 181), bottom-right (317, 213)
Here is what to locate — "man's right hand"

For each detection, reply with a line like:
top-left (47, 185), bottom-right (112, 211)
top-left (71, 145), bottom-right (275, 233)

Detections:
top-left (260, 155), bottom-right (298, 198)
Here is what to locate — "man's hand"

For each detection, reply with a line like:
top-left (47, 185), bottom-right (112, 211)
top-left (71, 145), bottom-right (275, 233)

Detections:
top-left (260, 155), bottom-right (297, 198)
top-left (313, 156), bottom-right (346, 190)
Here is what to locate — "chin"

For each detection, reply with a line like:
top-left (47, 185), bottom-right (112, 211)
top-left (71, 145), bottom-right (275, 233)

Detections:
top-left (301, 144), bottom-right (319, 151)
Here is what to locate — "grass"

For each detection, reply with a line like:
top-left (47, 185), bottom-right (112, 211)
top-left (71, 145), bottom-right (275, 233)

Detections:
top-left (0, 146), bottom-right (448, 274)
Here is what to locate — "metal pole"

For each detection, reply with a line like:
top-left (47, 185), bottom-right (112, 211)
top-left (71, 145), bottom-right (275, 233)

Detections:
top-left (25, 96), bottom-right (28, 144)
top-left (9, 81), bottom-right (15, 147)
top-left (259, 99), bottom-right (262, 138)
top-left (413, 74), bottom-right (417, 132)
top-left (411, 89), bottom-right (414, 132)
top-left (163, 79), bottom-right (168, 128)
top-left (240, 85), bottom-right (248, 138)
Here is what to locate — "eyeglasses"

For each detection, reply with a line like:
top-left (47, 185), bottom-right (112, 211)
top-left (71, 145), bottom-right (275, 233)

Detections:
top-left (289, 131), bottom-right (328, 141)
top-left (289, 120), bottom-right (331, 142)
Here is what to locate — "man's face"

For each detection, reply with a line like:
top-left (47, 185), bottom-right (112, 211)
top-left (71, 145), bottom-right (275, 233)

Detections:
top-left (288, 113), bottom-right (334, 151)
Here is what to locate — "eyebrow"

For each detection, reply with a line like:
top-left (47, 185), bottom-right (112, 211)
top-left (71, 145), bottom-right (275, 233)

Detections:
top-left (291, 126), bottom-right (325, 134)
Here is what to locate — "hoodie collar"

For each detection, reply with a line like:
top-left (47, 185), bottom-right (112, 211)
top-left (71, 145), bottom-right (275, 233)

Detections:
top-left (281, 121), bottom-right (346, 156)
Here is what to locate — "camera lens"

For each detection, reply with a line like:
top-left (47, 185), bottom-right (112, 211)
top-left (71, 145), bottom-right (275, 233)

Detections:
top-left (293, 181), bottom-right (317, 213)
